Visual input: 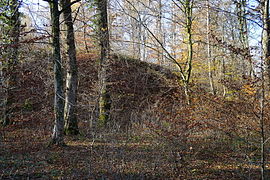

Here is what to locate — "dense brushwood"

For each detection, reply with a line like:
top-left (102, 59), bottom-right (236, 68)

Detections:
top-left (2, 53), bottom-right (267, 136)
top-left (1, 53), bottom-right (269, 179)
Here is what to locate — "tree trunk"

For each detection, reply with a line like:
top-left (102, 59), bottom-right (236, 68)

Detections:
top-left (49, 0), bottom-right (65, 145)
top-left (236, 0), bottom-right (253, 77)
top-left (184, 0), bottom-right (193, 104)
top-left (131, 16), bottom-right (141, 59)
top-left (60, 0), bottom-right (79, 135)
top-left (97, 0), bottom-right (111, 127)
top-left (206, 0), bottom-right (216, 95)
top-left (259, 67), bottom-right (266, 180)
top-left (126, 1), bottom-right (141, 60)
top-left (261, 0), bottom-right (269, 178)
top-left (82, 7), bottom-right (90, 53)
top-left (157, 0), bottom-right (164, 65)
top-left (262, 0), bottom-right (270, 84)
top-left (1, 0), bottom-right (21, 126)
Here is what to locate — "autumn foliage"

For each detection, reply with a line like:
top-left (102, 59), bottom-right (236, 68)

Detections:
top-left (1, 50), bottom-right (269, 179)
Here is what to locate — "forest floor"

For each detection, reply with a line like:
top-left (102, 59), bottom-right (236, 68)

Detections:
top-left (0, 53), bottom-right (270, 179)
top-left (0, 118), bottom-right (268, 179)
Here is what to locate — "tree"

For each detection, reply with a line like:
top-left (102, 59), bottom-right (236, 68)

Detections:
top-left (60, 0), bottom-right (79, 135)
top-left (259, 62), bottom-right (266, 180)
top-left (261, 0), bottom-right (269, 178)
top-left (0, 0), bottom-right (21, 126)
top-left (172, 0), bottom-right (194, 103)
top-left (47, 0), bottom-right (65, 145)
top-left (96, 0), bottom-right (111, 127)
top-left (235, 0), bottom-right (252, 77)
top-left (206, 0), bottom-right (216, 95)
top-left (156, 0), bottom-right (164, 65)
top-left (262, 0), bottom-right (270, 83)
top-left (119, 0), bottom-right (195, 103)
top-left (124, 0), bottom-right (142, 59)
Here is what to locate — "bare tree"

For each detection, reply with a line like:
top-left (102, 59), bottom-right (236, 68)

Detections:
top-left (206, 0), bottom-right (216, 95)
top-left (1, 0), bottom-right (21, 126)
top-left (235, 0), bottom-right (252, 76)
top-left (96, 0), bottom-right (111, 127)
top-left (262, 0), bottom-right (270, 83)
top-left (60, 0), bottom-right (80, 135)
top-left (46, 0), bottom-right (65, 145)
top-left (261, 0), bottom-right (269, 178)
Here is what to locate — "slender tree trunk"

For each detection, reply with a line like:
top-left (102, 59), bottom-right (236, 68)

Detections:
top-left (97, 0), bottom-right (111, 127)
top-left (60, 0), bottom-right (79, 135)
top-left (157, 0), bottom-right (163, 65)
top-left (170, 2), bottom-right (177, 62)
top-left (220, 22), bottom-right (227, 97)
top-left (82, 6), bottom-right (90, 53)
top-left (184, 0), bottom-right (193, 104)
top-left (236, 0), bottom-right (253, 77)
top-left (261, 0), bottom-right (269, 178)
top-left (127, 1), bottom-right (141, 60)
top-left (142, 28), bottom-right (147, 61)
top-left (262, 0), bottom-right (270, 84)
top-left (259, 66), bottom-right (265, 180)
top-left (131, 17), bottom-right (141, 59)
top-left (1, 0), bottom-right (21, 126)
top-left (206, 0), bottom-right (216, 95)
top-left (49, 0), bottom-right (65, 145)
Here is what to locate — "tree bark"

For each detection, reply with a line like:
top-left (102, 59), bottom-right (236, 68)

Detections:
top-left (97, 0), bottom-right (111, 127)
top-left (236, 0), bottom-right (253, 77)
top-left (206, 0), bottom-right (216, 95)
top-left (60, 0), bottom-right (79, 135)
top-left (125, 1), bottom-right (141, 59)
top-left (261, 0), bottom-right (269, 178)
top-left (184, 0), bottom-right (193, 104)
top-left (49, 0), bottom-right (65, 145)
top-left (82, 6), bottom-right (90, 53)
top-left (1, 0), bottom-right (21, 126)
top-left (157, 0), bottom-right (163, 65)
top-left (131, 10), bottom-right (141, 59)
top-left (259, 66), bottom-right (266, 180)
top-left (262, 0), bottom-right (270, 85)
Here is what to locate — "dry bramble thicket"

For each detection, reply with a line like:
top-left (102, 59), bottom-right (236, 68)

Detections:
top-left (1, 0), bottom-right (270, 179)
top-left (1, 49), bottom-right (270, 179)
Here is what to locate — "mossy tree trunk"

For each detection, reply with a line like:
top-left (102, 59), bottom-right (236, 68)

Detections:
top-left (261, 0), bottom-right (269, 178)
top-left (262, 0), bottom-right (270, 84)
top-left (48, 0), bottom-right (65, 145)
top-left (170, 0), bottom-right (194, 104)
top-left (183, 0), bottom-right (194, 104)
top-left (60, 0), bottom-right (79, 135)
top-left (96, 0), bottom-right (111, 127)
top-left (1, 0), bottom-right (21, 126)
top-left (206, 0), bottom-right (216, 95)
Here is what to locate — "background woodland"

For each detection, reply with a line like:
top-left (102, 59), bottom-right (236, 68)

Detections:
top-left (0, 0), bottom-right (270, 179)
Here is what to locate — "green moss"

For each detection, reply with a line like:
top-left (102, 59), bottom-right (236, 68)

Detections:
top-left (0, 113), bottom-right (10, 126)
top-left (64, 126), bottom-right (79, 135)
top-left (98, 91), bottom-right (111, 127)
top-left (23, 99), bottom-right (33, 111)
top-left (64, 117), bottom-right (79, 136)
top-left (98, 114), bottom-right (107, 127)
